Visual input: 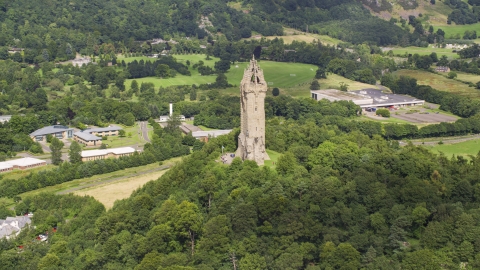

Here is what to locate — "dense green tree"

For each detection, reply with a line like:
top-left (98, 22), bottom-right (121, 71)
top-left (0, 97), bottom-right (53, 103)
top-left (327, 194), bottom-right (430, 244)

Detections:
top-left (68, 141), bottom-right (82, 164)
top-left (50, 137), bottom-right (64, 165)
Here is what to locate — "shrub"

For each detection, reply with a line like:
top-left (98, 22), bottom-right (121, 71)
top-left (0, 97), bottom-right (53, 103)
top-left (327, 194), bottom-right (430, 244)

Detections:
top-left (272, 88), bottom-right (280, 96)
top-left (376, 108), bottom-right (391, 117)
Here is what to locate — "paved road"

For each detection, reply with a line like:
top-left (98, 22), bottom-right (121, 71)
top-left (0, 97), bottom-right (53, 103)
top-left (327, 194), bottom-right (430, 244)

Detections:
top-left (139, 121), bottom-right (151, 143)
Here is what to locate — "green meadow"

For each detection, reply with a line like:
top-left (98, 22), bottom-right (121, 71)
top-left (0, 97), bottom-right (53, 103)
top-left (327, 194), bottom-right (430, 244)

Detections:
top-left (123, 54), bottom-right (317, 89)
top-left (433, 23), bottom-right (480, 40)
top-left (389, 46), bottom-right (460, 59)
top-left (424, 139), bottom-right (480, 157)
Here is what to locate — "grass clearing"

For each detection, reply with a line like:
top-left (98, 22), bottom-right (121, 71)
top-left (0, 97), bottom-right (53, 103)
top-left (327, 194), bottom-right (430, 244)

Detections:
top-left (318, 74), bottom-right (384, 91)
top-left (389, 46), bottom-right (459, 59)
top-left (99, 123), bottom-right (146, 148)
top-left (244, 27), bottom-right (342, 45)
top-left (75, 170), bottom-right (168, 209)
top-left (125, 55), bottom-right (317, 89)
top-left (433, 23), bottom-right (480, 39)
top-left (455, 72), bottom-right (480, 84)
top-left (264, 149), bottom-right (281, 168)
top-left (394, 69), bottom-right (480, 99)
top-left (423, 139), bottom-right (480, 157)
top-left (19, 157), bottom-right (183, 198)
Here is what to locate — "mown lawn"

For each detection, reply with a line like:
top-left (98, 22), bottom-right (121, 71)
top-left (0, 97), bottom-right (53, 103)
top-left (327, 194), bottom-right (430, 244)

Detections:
top-left (264, 149), bottom-right (281, 168)
top-left (389, 46), bottom-right (459, 59)
top-left (124, 55), bottom-right (318, 89)
top-left (394, 69), bottom-right (480, 99)
top-left (424, 139), bottom-right (480, 157)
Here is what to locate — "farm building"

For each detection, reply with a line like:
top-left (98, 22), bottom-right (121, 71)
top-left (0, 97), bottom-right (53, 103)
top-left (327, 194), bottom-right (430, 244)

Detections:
top-left (310, 89), bottom-right (425, 109)
top-left (192, 130), bottom-right (232, 142)
top-left (0, 157), bottom-right (47, 173)
top-left (80, 147), bottom-right (136, 162)
top-left (30, 125), bottom-right (74, 141)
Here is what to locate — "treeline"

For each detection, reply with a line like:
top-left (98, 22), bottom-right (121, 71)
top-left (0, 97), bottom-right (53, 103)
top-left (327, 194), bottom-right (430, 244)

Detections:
top-left (126, 56), bottom-right (191, 79)
top-left (0, 120), bottom-right (190, 198)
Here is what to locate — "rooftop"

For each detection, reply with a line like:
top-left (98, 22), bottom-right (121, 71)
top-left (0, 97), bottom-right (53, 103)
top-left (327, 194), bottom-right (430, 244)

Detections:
top-left (81, 147), bottom-right (136, 158)
top-left (192, 130), bottom-right (232, 138)
top-left (311, 89), bottom-right (425, 108)
top-left (0, 157), bottom-right (46, 170)
top-left (74, 132), bottom-right (101, 141)
top-left (30, 125), bottom-right (73, 137)
top-left (84, 125), bottom-right (122, 133)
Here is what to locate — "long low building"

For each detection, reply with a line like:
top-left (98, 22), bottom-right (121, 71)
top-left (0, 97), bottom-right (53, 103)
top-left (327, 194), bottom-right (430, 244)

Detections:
top-left (310, 89), bottom-right (425, 109)
top-left (192, 130), bottom-right (232, 142)
top-left (0, 157), bottom-right (47, 173)
top-left (81, 147), bottom-right (136, 162)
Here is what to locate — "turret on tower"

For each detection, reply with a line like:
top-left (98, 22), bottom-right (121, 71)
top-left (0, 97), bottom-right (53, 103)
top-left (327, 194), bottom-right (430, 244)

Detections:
top-left (235, 56), bottom-right (270, 165)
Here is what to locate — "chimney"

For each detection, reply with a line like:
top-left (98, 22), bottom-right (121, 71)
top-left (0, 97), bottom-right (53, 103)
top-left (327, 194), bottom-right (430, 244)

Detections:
top-left (169, 103), bottom-right (173, 116)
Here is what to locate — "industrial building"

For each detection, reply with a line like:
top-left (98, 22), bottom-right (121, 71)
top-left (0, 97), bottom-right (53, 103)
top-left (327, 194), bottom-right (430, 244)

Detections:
top-left (0, 157), bottom-right (47, 173)
top-left (80, 147), bottom-right (136, 162)
top-left (30, 125), bottom-right (74, 141)
top-left (310, 89), bottom-right (425, 109)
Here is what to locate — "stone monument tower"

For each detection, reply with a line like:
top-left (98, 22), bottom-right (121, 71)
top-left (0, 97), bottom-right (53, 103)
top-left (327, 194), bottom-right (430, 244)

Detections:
top-left (235, 56), bottom-right (270, 165)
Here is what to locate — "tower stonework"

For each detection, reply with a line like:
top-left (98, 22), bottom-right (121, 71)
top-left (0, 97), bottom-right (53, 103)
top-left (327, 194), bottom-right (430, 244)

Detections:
top-left (235, 56), bottom-right (270, 165)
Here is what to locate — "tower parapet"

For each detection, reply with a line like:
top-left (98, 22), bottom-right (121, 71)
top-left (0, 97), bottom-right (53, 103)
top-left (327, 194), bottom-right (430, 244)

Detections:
top-left (235, 56), bottom-right (270, 165)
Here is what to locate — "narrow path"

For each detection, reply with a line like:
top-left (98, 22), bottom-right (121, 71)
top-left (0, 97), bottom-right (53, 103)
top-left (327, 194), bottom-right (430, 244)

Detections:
top-left (400, 134), bottom-right (480, 146)
top-left (138, 121), bottom-right (151, 143)
top-left (56, 164), bottom-right (171, 195)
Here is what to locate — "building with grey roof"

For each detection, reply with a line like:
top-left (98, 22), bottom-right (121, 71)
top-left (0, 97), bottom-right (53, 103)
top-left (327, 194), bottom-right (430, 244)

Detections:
top-left (30, 125), bottom-right (74, 141)
top-left (73, 125), bottom-right (123, 146)
top-left (310, 89), bottom-right (424, 109)
top-left (0, 216), bottom-right (31, 239)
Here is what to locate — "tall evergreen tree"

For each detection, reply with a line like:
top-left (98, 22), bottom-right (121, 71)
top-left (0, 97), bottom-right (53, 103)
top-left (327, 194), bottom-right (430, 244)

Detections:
top-left (50, 137), bottom-right (64, 165)
top-left (68, 141), bottom-right (82, 164)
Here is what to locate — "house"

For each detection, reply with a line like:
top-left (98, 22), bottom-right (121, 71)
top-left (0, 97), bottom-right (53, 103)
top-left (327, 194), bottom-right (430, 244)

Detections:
top-left (73, 126), bottom-right (122, 147)
top-left (192, 130), bottom-right (232, 142)
top-left (80, 147), bottom-right (136, 162)
top-left (0, 158), bottom-right (47, 173)
top-left (0, 216), bottom-right (32, 239)
top-left (30, 125), bottom-right (74, 141)
top-left (0, 115), bottom-right (12, 124)
top-left (435, 66), bottom-right (450, 73)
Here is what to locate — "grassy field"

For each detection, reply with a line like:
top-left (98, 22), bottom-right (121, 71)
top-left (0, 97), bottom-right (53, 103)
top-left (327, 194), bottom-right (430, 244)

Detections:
top-left (433, 23), bottom-right (480, 40)
top-left (318, 74), bottom-right (384, 91)
top-left (19, 157), bottom-right (182, 198)
top-left (99, 123), bottom-right (148, 148)
top-left (264, 149), bottom-right (281, 168)
top-left (389, 46), bottom-right (459, 59)
top-left (424, 139), bottom-right (480, 157)
top-left (75, 170), bottom-right (168, 209)
top-left (455, 72), bottom-right (480, 84)
top-left (124, 54), bottom-right (318, 89)
top-left (394, 69), bottom-right (480, 99)
top-left (243, 27), bottom-right (342, 46)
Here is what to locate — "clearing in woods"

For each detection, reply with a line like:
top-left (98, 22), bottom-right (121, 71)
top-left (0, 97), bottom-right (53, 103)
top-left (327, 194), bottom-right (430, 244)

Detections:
top-left (393, 69), bottom-right (480, 99)
top-left (75, 170), bottom-right (168, 209)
